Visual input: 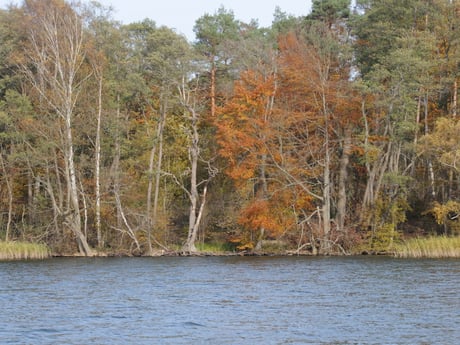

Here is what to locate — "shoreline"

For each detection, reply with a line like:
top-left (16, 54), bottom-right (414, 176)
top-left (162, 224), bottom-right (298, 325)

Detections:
top-left (3, 235), bottom-right (460, 260)
top-left (49, 249), bottom-right (387, 258)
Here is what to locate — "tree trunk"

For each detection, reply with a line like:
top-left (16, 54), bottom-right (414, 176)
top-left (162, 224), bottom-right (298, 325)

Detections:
top-left (183, 184), bottom-right (209, 253)
top-left (322, 148), bottom-right (331, 252)
top-left (337, 131), bottom-right (351, 235)
top-left (54, 150), bottom-right (64, 211)
top-left (114, 191), bottom-right (141, 253)
top-left (321, 93), bottom-right (331, 252)
top-left (0, 153), bottom-right (13, 242)
top-left (146, 100), bottom-right (167, 253)
top-left (255, 154), bottom-right (269, 250)
top-left (423, 92), bottom-right (436, 199)
top-left (44, 170), bottom-right (61, 236)
top-left (453, 78), bottom-right (457, 117)
top-left (66, 111), bottom-right (92, 256)
top-left (95, 73), bottom-right (103, 248)
top-left (111, 95), bottom-right (123, 230)
top-left (210, 62), bottom-right (216, 117)
top-left (152, 107), bottom-right (165, 246)
top-left (146, 131), bottom-right (156, 252)
top-left (182, 111), bottom-right (200, 253)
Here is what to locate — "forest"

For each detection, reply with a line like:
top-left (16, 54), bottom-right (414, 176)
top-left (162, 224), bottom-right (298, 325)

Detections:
top-left (1, 0), bottom-right (460, 257)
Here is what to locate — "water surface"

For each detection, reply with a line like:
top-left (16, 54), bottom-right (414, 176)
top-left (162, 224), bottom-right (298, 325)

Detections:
top-left (1, 256), bottom-right (459, 344)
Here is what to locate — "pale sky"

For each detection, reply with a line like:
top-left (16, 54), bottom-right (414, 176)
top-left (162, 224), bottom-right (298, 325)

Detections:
top-left (0, 0), bottom-right (312, 41)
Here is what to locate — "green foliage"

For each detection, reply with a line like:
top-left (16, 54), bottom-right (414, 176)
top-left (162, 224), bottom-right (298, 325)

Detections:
top-left (193, 6), bottom-right (240, 53)
top-left (146, 26), bottom-right (193, 82)
top-left (0, 89), bottom-right (33, 147)
top-left (309, 0), bottom-right (350, 24)
top-left (195, 241), bottom-right (235, 253)
top-left (272, 7), bottom-right (302, 35)
top-left (367, 190), bottom-right (411, 252)
top-left (351, 0), bottom-right (431, 76)
top-left (369, 223), bottom-right (399, 252)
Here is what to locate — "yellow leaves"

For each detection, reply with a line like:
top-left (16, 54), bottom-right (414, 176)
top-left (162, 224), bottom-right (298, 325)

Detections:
top-left (429, 202), bottom-right (447, 225)
top-left (426, 201), bottom-right (460, 236)
top-left (420, 117), bottom-right (460, 171)
top-left (427, 201), bottom-right (460, 225)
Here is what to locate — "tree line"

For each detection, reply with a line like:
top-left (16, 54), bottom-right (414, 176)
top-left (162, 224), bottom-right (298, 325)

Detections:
top-left (1, 0), bottom-right (460, 256)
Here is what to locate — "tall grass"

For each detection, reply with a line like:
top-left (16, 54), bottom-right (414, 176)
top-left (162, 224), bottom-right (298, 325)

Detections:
top-left (394, 236), bottom-right (460, 258)
top-left (0, 241), bottom-right (50, 260)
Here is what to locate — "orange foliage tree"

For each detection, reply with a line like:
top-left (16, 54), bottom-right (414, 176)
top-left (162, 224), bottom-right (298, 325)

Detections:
top-left (216, 70), bottom-right (299, 249)
top-left (275, 30), bottom-right (362, 251)
top-left (217, 26), bottom-right (362, 253)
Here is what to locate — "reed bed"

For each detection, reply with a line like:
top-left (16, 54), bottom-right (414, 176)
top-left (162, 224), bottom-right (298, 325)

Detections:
top-left (394, 236), bottom-right (460, 258)
top-left (0, 241), bottom-right (50, 260)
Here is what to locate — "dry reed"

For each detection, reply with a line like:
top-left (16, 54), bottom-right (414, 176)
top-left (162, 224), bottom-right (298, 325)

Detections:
top-left (394, 236), bottom-right (460, 258)
top-left (0, 241), bottom-right (50, 260)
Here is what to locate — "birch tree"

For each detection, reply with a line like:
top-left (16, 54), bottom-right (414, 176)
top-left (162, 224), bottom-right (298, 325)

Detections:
top-left (21, 0), bottom-right (93, 255)
top-left (177, 76), bottom-right (217, 253)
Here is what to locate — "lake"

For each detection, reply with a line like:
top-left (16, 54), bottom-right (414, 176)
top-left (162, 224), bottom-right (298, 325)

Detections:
top-left (1, 256), bottom-right (459, 344)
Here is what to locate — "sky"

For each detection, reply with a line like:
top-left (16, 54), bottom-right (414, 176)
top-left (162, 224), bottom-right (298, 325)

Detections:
top-left (0, 0), bottom-right (312, 41)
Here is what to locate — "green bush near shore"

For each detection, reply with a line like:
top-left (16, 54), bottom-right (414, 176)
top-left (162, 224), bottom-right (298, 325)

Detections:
top-left (195, 242), bottom-right (235, 253)
top-left (394, 236), bottom-right (460, 258)
top-left (0, 241), bottom-right (50, 260)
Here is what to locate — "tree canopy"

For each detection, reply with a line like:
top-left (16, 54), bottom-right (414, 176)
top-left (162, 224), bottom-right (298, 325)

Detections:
top-left (1, 0), bottom-right (460, 256)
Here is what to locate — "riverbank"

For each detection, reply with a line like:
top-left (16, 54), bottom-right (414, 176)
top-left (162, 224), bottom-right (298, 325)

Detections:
top-left (0, 241), bottom-right (50, 260)
top-left (3, 236), bottom-right (460, 260)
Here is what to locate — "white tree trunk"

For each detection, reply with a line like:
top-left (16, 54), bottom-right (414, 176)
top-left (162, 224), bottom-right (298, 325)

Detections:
top-left (146, 103), bottom-right (167, 253)
top-left (337, 132), bottom-right (351, 234)
top-left (95, 73), bottom-right (103, 248)
top-left (182, 110), bottom-right (201, 253)
top-left (66, 110), bottom-right (92, 256)
top-left (23, 0), bottom-right (93, 255)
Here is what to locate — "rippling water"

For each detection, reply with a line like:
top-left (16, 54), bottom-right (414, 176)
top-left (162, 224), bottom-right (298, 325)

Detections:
top-left (1, 256), bottom-right (459, 344)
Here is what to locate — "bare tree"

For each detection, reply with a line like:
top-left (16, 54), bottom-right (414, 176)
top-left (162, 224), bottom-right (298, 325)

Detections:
top-left (22, 0), bottom-right (93, 255)
top-left (177, 77), bottom-right (217, 253)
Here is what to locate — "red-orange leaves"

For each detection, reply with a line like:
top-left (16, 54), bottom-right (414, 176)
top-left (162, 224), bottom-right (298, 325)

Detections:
top-left (238, 199), bottom-right (276, 232)
top-left (216, 70), bottom-right (276, 185)
top-left (216, 69), bottom-right (290, 244)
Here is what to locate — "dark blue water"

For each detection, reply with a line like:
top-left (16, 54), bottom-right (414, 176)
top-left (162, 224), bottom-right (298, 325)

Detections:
top-left (1, 256), bottom-right (459, 344)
